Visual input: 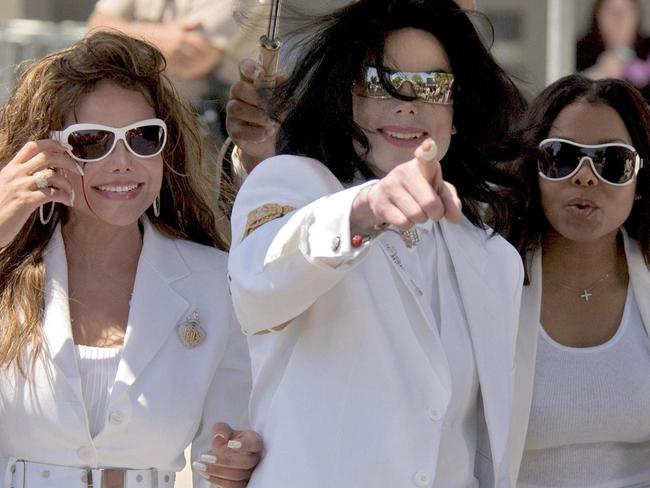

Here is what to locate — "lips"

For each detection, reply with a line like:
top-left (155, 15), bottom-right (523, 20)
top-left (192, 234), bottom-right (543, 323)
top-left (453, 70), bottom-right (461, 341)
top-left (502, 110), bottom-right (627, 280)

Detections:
top-left (92, 181), bottom-right (144, 200)
top-left (566, 197), bottom-right (599, 217)
top-left (378, 126), bottom-right (428, 148)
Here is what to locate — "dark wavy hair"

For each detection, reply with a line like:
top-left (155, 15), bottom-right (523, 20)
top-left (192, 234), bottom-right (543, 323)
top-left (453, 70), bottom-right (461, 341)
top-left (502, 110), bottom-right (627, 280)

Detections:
top-left (512, 75), bottom-right (650, 276)
top-left (268, 0), bottom-right (526, 233)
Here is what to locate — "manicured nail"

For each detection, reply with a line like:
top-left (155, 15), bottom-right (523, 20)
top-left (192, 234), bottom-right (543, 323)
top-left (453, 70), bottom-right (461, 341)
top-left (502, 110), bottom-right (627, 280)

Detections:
top-left (74, 162), bottom-right (85, 176)
top-left (192, 462), bottom-right (207, 472)
top-left (417, 138), bottom-right (438, 161)
top-left (253, 68), bottom-right (264, 80)
top-left (212, 432), bottom-right (227, 441)
top-left (227, 440), bottom-right (242, 449)
top-left (200, 454), bottom-right (217, 464)
top-left (70, 188), bottom-right (75, 207)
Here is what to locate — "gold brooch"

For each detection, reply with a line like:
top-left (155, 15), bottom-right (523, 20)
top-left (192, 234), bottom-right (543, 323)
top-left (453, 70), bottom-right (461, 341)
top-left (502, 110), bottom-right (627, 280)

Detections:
top-left (178, 311), bottom-right (205, 348)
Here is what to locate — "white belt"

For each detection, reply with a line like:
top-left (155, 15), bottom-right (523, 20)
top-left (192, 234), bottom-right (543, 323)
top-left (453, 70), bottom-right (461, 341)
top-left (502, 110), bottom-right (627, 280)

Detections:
top-left (9, 461), bottom-right (175, 488)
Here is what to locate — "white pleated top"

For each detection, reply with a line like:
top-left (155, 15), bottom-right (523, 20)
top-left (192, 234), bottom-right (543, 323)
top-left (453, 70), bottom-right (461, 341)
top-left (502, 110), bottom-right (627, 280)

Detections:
top-left (75, 345), bottom-right (121, 437)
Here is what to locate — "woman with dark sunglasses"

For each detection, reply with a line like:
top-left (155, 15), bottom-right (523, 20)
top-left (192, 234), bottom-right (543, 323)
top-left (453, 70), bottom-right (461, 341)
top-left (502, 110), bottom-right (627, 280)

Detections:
top-left (227, 0), bottom-right (529, 485)
top-left (0, 31), bottom-right (259, 488)
top-left (509, 75), bottom-right (650, 486)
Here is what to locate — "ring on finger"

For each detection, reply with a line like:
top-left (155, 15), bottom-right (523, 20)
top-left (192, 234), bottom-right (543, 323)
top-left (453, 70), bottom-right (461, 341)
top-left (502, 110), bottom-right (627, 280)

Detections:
top-left (33, 170), bottom-right (50, 190)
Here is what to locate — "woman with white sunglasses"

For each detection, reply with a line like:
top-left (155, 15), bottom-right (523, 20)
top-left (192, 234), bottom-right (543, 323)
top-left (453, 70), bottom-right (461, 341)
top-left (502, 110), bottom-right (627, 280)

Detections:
top-left (508, 75), bottom-right (650, 486)
top-left (0, 31), bottom-right (259, 488)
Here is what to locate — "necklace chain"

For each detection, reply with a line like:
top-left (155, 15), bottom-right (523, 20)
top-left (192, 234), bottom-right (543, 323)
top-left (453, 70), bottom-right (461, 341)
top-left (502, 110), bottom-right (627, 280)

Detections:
top-left (549, 266), bottom-right (616, 302)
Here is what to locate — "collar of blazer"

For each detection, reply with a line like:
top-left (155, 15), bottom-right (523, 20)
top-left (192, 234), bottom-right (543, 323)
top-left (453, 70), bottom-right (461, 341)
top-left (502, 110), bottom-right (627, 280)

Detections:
top-left (42, 218), bottom-right (192, 404)
top-left (509, 228), bottom-right (650, 483)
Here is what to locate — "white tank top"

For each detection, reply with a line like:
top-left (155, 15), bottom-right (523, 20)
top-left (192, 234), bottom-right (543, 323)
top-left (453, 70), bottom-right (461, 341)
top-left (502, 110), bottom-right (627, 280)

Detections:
top-left (75, 345), bottom-right (121, 437)
top-left (519, 288), bottom-right (650, 487)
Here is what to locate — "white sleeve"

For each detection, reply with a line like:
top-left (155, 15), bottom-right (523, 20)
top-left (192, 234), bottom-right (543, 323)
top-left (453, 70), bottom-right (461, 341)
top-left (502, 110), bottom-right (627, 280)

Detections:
top-left (228, 155), bottom-right (379, 335)
top-left (190, 312), bottom-right (251, 488)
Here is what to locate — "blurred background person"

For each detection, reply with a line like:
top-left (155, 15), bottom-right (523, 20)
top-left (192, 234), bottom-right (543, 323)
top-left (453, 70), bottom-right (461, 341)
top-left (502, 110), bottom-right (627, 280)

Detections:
top-left (88, 0), bottom-right (244, 141)
top-left (577, 0), bottom-right (650, 100)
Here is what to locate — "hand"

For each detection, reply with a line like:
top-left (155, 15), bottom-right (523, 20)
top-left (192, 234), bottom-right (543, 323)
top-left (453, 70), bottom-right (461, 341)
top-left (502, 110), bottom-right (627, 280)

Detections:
top-left (587, 50), bottom-right (627, 79)
top-left (350, 138), bottom-right (462, 233)
top-left (194, 423), bottom-right (262, 487)
top-left (0, 140), bottom-right (81, 248)
top-left (226, 59), bottom-right (283, 172)
top-left (157, 20), bottom-right (221, 80)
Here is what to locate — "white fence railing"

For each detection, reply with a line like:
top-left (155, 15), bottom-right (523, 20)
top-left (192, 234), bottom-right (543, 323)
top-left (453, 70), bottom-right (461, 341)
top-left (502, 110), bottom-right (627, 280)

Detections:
top-left (0, 19), bottom-right (87, 102)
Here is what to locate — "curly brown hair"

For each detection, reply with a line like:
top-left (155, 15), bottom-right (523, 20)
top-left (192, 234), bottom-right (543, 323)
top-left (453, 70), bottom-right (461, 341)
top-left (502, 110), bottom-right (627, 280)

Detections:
top-left (0, 31), bottom-right (232, 372)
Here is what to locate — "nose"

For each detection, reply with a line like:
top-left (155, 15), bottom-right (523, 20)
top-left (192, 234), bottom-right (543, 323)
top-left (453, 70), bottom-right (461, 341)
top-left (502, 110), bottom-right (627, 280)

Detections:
top-left (105, 140), bottom-right (134, 172)
top-left (570, 156), bottom-right (599, 186)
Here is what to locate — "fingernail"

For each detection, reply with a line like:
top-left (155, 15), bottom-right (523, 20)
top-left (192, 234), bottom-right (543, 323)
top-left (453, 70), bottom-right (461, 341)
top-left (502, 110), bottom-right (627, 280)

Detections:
top-left (418, 138), bottom-right (438, 161)
top-left (253, 68), bottom-right (264, 80)
top-left (70, 188), bottom-right (75, 207)
top-left (74, 162), bottom-right (85, 176)
top-left (212, 432), bottom-right (227, 441)
top-left (200, 454), bottom-right (217, 464)
top-left (192, 462), bottom-right (207, 472)
top-left (227, 440), bottom-right (242, 449)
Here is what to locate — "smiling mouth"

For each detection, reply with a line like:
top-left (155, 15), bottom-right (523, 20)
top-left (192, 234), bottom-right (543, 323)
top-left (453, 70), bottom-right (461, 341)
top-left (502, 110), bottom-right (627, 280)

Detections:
top-left (381, 130), bottom-right (426, 140)
top-left (94, 183), bottom-right (142, 193)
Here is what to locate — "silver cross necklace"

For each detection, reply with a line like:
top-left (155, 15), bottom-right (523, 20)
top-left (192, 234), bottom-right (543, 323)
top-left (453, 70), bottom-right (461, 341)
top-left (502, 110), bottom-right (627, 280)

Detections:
top-left (550, 266), bottom-right (616, 302)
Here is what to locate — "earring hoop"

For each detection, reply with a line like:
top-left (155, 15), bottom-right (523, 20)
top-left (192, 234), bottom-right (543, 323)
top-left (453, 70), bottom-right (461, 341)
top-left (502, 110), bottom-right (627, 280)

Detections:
top-left (39, 202), bottom-right (55, 225)
top-left (152, 194), bottom-right (161, 217)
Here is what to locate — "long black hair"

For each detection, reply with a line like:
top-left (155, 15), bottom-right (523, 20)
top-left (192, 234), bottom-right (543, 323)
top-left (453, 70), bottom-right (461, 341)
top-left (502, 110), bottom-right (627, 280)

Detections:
top-left (512, 75), bottom-right (650, 273)
top-left (269, 0), bottom-right (526, 233)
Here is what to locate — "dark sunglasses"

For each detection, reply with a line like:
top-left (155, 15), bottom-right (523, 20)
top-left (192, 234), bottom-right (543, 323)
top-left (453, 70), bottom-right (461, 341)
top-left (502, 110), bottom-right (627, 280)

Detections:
top-left (51, 118), bottom-right (167, 163)
top-left (538, 138), bottom-right (643, 186)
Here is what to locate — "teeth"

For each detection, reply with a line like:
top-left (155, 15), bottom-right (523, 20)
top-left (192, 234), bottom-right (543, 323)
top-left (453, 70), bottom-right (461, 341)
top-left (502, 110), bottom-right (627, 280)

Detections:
top-left (385, 131), bottom-right (424, 140)
top-left (97, 184), bottom-right (139, 193)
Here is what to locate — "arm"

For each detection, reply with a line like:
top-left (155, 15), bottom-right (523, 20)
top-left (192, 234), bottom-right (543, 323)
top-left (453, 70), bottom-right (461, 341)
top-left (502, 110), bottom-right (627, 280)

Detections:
top-left (228, 155), bottom-right (377, 335)
top-left (88, 10), bottom-right (221, 80)
top-left (190, 311), bottom-right (254, 488)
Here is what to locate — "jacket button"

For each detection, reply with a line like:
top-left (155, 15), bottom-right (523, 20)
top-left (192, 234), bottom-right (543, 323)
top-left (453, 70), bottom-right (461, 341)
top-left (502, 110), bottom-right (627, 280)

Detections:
top-left (108, 411), bottom-right (124, 425)
top-left (428, 407), bottom-right (442, 421)
top-left (413, 470), bottom-right (433, 487)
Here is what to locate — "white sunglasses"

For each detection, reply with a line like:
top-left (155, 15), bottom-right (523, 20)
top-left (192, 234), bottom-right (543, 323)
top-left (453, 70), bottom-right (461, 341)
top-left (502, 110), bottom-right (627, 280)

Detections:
top-left (50, 118), bottom-right (167, 163)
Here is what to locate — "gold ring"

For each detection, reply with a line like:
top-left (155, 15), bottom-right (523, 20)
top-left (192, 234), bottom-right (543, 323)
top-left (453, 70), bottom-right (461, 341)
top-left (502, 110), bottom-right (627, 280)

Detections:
top-left (33, 170), bottom-right (50, 190)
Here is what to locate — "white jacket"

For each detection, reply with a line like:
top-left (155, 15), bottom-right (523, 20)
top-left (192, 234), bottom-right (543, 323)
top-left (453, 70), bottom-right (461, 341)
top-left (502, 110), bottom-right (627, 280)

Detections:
top-left (0, 220), bottom-right (251, 488)
top-left (228, 155), bottom-right (526, 487)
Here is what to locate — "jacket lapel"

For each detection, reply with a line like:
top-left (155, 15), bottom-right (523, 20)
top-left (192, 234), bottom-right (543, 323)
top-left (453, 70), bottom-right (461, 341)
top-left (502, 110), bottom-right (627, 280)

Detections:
top-left (509, 250), bottom-right (542, 483)
top-left (623, 230), bottom-right (650, 338)
top-left (42, 226), bottom-right (84, 404)
top-left (378, 228), bottom-right (437, 332)
top-left (110, 220), bottom-right (191, 398)
top-left (439, 219), bottom-right (518, 478)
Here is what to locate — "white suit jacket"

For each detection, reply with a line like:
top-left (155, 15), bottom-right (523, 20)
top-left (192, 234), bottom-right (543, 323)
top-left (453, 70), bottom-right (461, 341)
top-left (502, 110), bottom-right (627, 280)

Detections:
top-left (0, 220), bottom-right (251, 488)
top-left (507, 230), bottom-right (650, 484)
top-left (228, 155), bottom-right (525, 487)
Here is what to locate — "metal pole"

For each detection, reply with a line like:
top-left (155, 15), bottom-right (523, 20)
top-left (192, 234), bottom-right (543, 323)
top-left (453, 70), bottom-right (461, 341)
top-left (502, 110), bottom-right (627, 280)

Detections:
top-left (546, 0), bottom-right (577, 85)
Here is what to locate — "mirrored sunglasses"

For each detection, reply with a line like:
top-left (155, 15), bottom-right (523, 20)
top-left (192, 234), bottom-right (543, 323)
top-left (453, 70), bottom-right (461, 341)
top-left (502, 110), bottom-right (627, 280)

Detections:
top-left (352, 66), bottom-right (454, 105)
top-left (50, 118), bottom-right (167, 163)
top-left (537, 138), bottom-right (643, 186)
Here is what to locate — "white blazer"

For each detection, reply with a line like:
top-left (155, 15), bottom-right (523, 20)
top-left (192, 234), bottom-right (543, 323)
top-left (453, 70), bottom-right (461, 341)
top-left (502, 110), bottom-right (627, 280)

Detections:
top-left (507, 230), bottom-right (650, 484)
top-left (0, 220), bottom-right (251, 488)
top-left (228, 155), bottom-right (525, 487)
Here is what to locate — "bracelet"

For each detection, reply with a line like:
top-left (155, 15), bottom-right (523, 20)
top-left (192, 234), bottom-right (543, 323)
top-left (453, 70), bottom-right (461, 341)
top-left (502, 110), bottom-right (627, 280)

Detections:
top-left (351, 222), bottom-right (389, 248)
